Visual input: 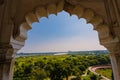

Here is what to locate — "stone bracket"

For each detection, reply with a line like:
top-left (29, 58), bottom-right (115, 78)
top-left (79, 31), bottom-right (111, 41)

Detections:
top-left (0, 43), bottom-right (14, 62)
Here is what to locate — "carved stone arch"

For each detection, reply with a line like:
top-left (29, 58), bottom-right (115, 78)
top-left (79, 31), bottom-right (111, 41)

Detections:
top-left (14, 1), bottom-right (114, 50)
top-left (0, 0), bottom-right (120, 80)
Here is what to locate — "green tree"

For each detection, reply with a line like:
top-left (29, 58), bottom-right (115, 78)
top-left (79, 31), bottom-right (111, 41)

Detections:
top-left (89, 73), bottom-right (97, 80)
top-left (32, 69), bottom-right (47, 80)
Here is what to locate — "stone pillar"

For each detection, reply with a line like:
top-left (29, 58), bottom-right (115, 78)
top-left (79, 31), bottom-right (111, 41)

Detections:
top-left (104, 41), bottom-right (120, 80)
top-left (9, 58), bottom-right (16, 80)
top-left (0, 59), bottom-right (15, 80)
top-left (110, 53), bottom-right (120, 80)
top-left (0, 44), bottom-right (15, 80)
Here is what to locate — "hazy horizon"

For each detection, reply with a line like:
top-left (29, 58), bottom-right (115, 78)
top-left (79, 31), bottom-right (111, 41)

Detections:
top-left (18, 50), bottom-right (107, 53)
top-left (18, 11), bottom-right (106, 53)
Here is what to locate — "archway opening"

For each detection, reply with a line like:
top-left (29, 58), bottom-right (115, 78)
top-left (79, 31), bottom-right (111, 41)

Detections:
top-left (18, 11), bottom-right (106, 53)
top-left (14, 11), bottom-right (112, 80)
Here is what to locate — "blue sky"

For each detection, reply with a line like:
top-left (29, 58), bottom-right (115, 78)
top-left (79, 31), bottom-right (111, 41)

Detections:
top-left (18, 11), bottom-right (106, 53)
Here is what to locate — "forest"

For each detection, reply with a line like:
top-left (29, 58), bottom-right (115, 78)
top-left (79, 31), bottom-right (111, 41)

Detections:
top-left (13, 54), bottom-right (111, 80)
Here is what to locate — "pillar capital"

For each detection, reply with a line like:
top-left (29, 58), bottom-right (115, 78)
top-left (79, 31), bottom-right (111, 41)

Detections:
top-left (104, 38), bottom-right (120, 80)
top-left (107, 42), bottom-right (120, 54)
top-left (100, 37), bottom-right (120, 53)
top-left (0, 43), bottom-right (14, 62)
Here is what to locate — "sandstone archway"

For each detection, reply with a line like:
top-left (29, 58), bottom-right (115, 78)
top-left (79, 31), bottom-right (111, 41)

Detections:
top-left (0, 0), bottom-right (120, 80)
top-left (11, 1), bottom-right (116, 80)
top-left (11, 1), bottom-right (118, 80)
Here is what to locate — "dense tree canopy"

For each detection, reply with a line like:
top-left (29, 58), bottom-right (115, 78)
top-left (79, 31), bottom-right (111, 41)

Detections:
top-left (14, 54), bottom-right (110, 80)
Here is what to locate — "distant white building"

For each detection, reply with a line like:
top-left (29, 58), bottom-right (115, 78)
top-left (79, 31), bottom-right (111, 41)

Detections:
top-left (54, 53), bottom-right (68, 55)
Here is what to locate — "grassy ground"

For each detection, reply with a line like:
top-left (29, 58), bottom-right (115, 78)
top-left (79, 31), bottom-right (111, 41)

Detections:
top-left (96, 68), bottom-right (112, 80)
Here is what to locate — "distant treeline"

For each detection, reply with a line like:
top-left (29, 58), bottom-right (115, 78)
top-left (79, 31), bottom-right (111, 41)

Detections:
top-left (17, 50), bottom-right (109, 57)
top-left (68, 50), bottom-right (108, 55)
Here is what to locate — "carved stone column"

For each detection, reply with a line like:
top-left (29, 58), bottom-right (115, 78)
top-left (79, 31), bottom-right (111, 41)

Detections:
top-left (0, 43), bottom-right (14, 80)
top-left (9, 37), bottom-right (25, 80)
top-left (110, 53), bottom-right (120, 80)
top-left (104, 41), bottom-right (120, 80)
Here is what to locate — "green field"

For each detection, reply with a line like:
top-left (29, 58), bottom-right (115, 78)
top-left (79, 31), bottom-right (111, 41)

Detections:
top-left (96, 68), bottom-right (112, 80)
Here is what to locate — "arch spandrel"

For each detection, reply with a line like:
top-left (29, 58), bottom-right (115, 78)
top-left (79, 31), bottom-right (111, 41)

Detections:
top-left (72, 5), bottom-right (84, 18)
top-left (47, 4), bottom-right (57, 15)
top-left (57, 0), bottom-right (64, 13)
top-left (36, 7), bottom-right (48, 19)
top-left (81, 9), bottom-right (94, 22)
top-left (89, 16), bottom-right (103, 27)
top-left (25, 12), bottom-right (39, 27)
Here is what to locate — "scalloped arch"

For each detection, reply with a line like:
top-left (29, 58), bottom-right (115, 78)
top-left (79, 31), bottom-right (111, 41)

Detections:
top-left (15, 1), bottom-right (113, 45)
